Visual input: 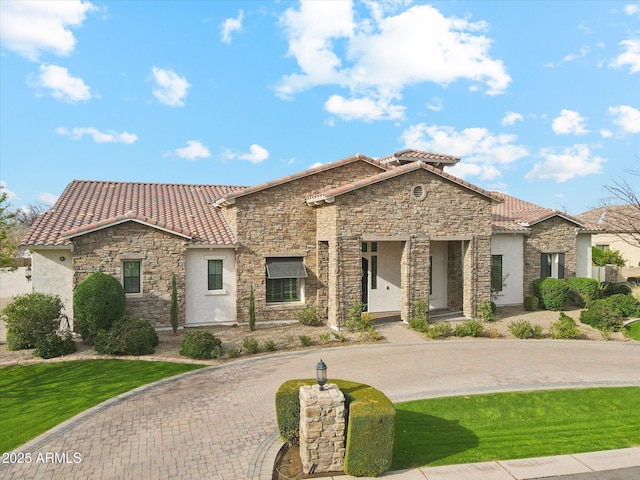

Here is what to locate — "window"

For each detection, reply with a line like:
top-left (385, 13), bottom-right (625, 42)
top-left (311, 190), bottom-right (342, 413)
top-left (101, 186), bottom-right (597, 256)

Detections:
top-left (208, 259), bottom-right (223, 291)
top-left (541, 253), bottom-right (565, 279)
top-left (266, 257), bottom-right (307, 303)
top-left (361, 242), bottom-right (367, 253)
top-left (123, 261), bottom-right (141, 294)
top-left (371, 255), bottom-right (378, 289)
top-left (491, 255), bottom-right (503, 292)
top-left (595, 244), bottom-right (609, 251)
top-left (371, 242), bottom-right (377, 252)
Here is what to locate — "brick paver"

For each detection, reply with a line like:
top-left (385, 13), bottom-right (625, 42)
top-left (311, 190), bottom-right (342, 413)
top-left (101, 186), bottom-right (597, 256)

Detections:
top-left (1, 327), bottom-right (639, 480)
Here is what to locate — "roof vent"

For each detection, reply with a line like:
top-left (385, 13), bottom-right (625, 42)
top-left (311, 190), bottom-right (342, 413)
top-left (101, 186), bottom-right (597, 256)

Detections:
top-left (411, 184), bottom-right (426, 201)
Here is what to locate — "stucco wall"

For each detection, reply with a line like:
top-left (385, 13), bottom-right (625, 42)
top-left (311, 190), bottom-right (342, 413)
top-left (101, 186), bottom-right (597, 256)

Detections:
top-left (491, 234), bottom-right (524, 306)
top-left (185, 248), bottom-right (236, 325)
top-left (576, 233), bottom-right (593, 278)
top-left (591, 233), bottom-right (640, 267)
top-left (31, 249), bottom-right (74, 316)
top-left (0, 266), bottom-right (33, 299)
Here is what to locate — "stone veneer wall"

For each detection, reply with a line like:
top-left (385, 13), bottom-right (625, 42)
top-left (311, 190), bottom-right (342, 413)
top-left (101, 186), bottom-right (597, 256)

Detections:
top-left (226, 160), bottom-right (385, 324)
top-left (72, 222), bottom-right (186, 327)
top-left (523, 217), bottom-right (577, 295)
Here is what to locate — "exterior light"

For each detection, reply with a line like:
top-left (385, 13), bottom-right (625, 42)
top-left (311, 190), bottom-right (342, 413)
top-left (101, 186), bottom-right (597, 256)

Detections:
top-left (25, 265), bottom-right (32, 282)
top-left (316, 359), bottom-right (327, 390)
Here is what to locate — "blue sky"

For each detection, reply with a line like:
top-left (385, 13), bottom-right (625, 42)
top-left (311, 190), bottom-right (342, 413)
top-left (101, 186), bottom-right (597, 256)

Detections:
top-left (1, 0), bottom-right (638, 216)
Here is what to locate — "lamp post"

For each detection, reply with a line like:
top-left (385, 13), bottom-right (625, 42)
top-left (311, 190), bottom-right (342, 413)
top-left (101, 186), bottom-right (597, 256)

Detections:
top-left (316, 359), bottom-right (327, 390)
top-left (25, 265), bottom-right (32, 282)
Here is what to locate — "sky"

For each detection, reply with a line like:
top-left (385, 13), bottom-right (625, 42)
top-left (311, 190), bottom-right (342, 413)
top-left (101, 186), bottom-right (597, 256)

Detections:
top-left (1, 0), bottom-right (639, 216)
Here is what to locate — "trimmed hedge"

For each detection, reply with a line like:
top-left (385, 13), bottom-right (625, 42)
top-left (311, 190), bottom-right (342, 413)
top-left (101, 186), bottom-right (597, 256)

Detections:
top-left (73, 272), bottom-right (126, 343)
top-left (179, 330), bottom-right (222, 359)
top-left (2, 293), bottom-right (63, 350)
top-left (275, 379), bottom-right (395, 477)
top-left (34, 333), bottom-right (77, 359)
top-left (532, 278), bottom-right (568, 311)
top-left (566, 277), bottom-right (599, 307)
top-left (93, 318), bottom-right (159, 356)
top-left (523, 295), bottom-right (539, 311)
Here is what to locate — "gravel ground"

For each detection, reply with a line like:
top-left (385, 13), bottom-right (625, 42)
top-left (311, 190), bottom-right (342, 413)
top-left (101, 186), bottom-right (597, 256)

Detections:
top-left (0, 306), bottom-right (631, 364)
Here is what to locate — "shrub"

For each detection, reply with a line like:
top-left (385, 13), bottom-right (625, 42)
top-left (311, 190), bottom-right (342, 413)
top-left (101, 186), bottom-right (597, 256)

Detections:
top-left (332, 332), bottom-right (347, 343)
top-left (73, 272), bottom-right (126, 343)
top-left (566, 277), bottom-right (599, 307)
top-left (264, 340), bottom-right (277, 351)
top-left (592, 247), bottom-right (626, 266)
top-left (93, 318), bottom-right (159, 356)
top-left (318, 333), bottom-right (331, 344)
top-left (508, 319), bottom-right (543, 339)
top-left (454, 319), bottom-right (484, 337)
top-left (600, 281), bottom-right (631, 297)
top-left (297, 305), bottom-right (320, 326)
top-left (533, 278), bottom-right (568, 311)
top-left (631, 284), bottom-right (640, 303)
top-left (580, 300), bottom-right (624, 332)
top-left (179, 330), bottom-right (222, 359)
top-left (413, 299), bottom-right (429, 324)
top-left (299, 334), bottom-right (312, 347)
top-left (477, 300), bottom-right (497, 322)
top-left (523, 295), bottom-right (539, 311)
top-left (365, 326), bottom-right (382, 341)
top-left (34, 333), bottom-right (77, 359)
top-left (242, 337), bottom-right (259, 354)
top-left (2, 293), bottom-right (63, 350)
top-left (549, 313), bottom-right (581, 339)
top-left (227, 347), bottom-right (242, 358)
top-left (408, 317), bottom-right (428, 332)
top-left (604, 294), bottom-right (640, 317)
top-left (426, 322), bottom-right (453, 339)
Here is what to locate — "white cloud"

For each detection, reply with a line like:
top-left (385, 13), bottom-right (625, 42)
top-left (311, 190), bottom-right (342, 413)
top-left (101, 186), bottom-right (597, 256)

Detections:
top-left (562, 46), bottom-right (590, 63)
top-left (624, 4), bottom-right (639, 15)
top-left (151, 67), bottom-right (191, 107)
top-left (551, 109), bottom-right (589, 135)
top-left (239, 144), bottom-right (269, 163)
top-left (37, 192), bottom-right (58, 205)
top-left (600, 129), bottom-right (613, 138)
top-left (220, 10), bottom-right (243, 44)
top-left (276, 2), bottom-right (510, 118)
top-left (310, 161), bottom-right (324, 169)
top-left (608, 105), bottom-right (640, 133)
top-left (173, 141), bottom-right (211, 160)
top-left (0, 181), bottom-right (17, 200)
top-left (501, 111), bottom-right (523, 126)
top-left (609, 39), bottom-right (640, 74)
top-left (324, 94), bottom-right (405, 121)
top-left (0, 0), bottom-right (96, 61)
top-left (402, 123), bottom-right (529, 178)
top-left (526, 145), bottom-right (606, 182)
top-left (56, 126), bottom-right (137, 143)
top-left (426, 97), bottom-right (443, 112)
top-left (29, 64), bottom-right (91, 103)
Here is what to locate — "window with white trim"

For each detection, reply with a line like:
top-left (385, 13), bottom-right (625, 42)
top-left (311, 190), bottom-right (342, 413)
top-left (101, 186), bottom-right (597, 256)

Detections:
top-left (266, 257), bottom-right (307, 303)
top-left (541, 253), bottom-right (565, 279)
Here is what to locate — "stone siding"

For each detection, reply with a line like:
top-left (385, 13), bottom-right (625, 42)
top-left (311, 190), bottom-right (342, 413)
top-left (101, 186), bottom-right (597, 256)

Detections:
top-left (72, 222), bottom-right (186, 328)
top-left (523, 217), bottom-right (577, 295)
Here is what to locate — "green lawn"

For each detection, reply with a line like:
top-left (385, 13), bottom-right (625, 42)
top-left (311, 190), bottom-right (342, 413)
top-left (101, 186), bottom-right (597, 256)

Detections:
top-left (393, 387), bottom-right (640, 469)
top-left (0, 360), bottom-right (205, 452)
top-left (624, 321), bottom-right (640, 341)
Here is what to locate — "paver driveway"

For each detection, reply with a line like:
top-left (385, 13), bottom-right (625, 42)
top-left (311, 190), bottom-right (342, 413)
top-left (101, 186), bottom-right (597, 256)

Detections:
top-left (1, 324), bottom-right (639, 480)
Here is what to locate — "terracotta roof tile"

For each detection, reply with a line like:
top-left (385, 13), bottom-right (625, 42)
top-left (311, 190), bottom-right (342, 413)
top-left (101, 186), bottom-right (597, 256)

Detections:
top-left (576, 205), bottom-right (640, 233)
top-left (378, 149), bottom-right (460, 166)
top-left (22, 180), bottom-right (244, 247)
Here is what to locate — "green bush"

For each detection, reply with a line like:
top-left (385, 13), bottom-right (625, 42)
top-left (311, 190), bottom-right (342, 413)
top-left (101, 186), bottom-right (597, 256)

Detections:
top-left (264, 339), bottom-right (277, 351)
top-left (523, 295), bottom-right (539, 311)
top-left (299, 334), bottom-right (312, 347)
top-left (580, 300), bottom-right (624, 331)
top-left (179, 330), bottom-right (222, 359)
top-left (604, 294), bottom-right (640, 317)
top-left (508, 319), bottom-right (543, 339)
top-left (242, 337), bottom-right (259, 354)
top-left (275, 379), bottom-right (395, 477)
top-left (408, 317), bottom-right (428, 332)
top-left (549, 313), bottom-right (581, 339)
top-left (73, 272), bottom-right (126, 343)
top-left (34, 333), bottom-right (77, 359)
top-left (592, 247), bottom-right (626, 266)
top-left (566, 277), bottom-right (599, 307)
top-left (94, 318), bottom-right (159, 356)
top-left (346, 304), bottom-right (374, 333)
top-left (226, 346), bottom-right (242, 358)
top-left (477, 300), bottom-right (497, 322)
top-left (2, 293), bottom-right (63, 350)
top-left (600, 281), bottom-right (632, 297)
top-left (297, 305), bottom-right (320, 326)
top-left (412, 299), bottom-right (429, 324)
top-left (426, 322), bottom-right (453, 339)
top-left (454, 319), bottom-right (484, 337)
top-left (318, 333), bottom-right (331, 344)
top-left (533, 278), bottom-right (568, 311)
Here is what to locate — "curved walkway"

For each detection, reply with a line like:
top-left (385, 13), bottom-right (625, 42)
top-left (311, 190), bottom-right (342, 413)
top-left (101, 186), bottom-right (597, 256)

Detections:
top-left (1, 324), bottom-right (639, 480)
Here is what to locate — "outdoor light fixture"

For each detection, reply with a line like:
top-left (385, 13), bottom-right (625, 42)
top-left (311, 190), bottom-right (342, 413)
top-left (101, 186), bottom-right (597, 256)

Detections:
top-left (25, 266), bottom-right (32, 282)
top-left (316, 359), bottom-right (327, 390)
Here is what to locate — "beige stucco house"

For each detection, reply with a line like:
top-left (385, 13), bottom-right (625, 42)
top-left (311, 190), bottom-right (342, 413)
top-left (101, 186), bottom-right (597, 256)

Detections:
top-left (21, 150), bottom-right (595, 329)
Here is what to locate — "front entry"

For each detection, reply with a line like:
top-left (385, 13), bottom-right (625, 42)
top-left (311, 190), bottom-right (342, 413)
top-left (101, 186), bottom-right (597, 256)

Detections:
top-left (361, 257), bottom-right (368, 311)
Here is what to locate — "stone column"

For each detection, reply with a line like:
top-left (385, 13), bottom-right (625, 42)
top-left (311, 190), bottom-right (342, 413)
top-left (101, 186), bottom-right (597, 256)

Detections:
top-left (299, 384), bottom-right (346, 474)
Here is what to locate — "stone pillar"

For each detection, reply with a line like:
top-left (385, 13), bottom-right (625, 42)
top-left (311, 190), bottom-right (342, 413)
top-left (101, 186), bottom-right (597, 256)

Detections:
top-left (299, 384), bottom-right (346, 474)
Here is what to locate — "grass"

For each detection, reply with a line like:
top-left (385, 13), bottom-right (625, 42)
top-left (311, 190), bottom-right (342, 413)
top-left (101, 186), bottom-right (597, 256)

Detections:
top-left (393, 387), bottom-right (640, 469)
top-left (0, 360), bottom-right (204, 453)
top-left (624, 321), bottom-right (640, 341)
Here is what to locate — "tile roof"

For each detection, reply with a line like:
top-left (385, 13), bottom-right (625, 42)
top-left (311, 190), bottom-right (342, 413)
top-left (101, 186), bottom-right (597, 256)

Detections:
top-left (215, 153), bottom-right (389, 206)
top-left (21, 180), bottom-right (244, 247)
top-left (378, 149), bottom-right (460, 166)
top-left (490, 191), bottom-right (589, 232)
top-left (576, 205), bottom-right (640, 233)
top-left (307, 161), bottom-right (501, 204)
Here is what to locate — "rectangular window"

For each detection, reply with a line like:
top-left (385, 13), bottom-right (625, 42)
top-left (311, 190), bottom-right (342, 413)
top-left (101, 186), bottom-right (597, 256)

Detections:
top-left (208, 259), bottom-right (223, 291)
top-left (123, 261), bottom-right (141, 294)
top-left (540, 253), bottom-right (565, 279)
top-left (371, 242), bottom-right (377, 252)
top-left (266, 257), bottom-right (306, 303)
top-left (361, 242), bottom-right (367, 252)
top-left (491, 255), bottom-right (503, 292)
top-left (596, 244), bottom-right (609, 251)
top-left (371, 255), bottom-right (378, 289)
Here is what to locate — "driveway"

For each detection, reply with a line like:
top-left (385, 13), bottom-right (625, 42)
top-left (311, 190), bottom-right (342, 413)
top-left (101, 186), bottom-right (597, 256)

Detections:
top-left (1, 324), bottom-right (639, 480)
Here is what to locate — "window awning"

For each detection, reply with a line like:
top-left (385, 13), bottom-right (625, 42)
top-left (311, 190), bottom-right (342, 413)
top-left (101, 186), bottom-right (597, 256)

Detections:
top-left (266, 258), bottom-right (307, 279)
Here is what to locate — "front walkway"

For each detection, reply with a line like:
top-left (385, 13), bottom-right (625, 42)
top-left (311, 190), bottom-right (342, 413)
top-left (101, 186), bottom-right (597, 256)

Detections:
top-left (1, 324), bottom-right (639, 480)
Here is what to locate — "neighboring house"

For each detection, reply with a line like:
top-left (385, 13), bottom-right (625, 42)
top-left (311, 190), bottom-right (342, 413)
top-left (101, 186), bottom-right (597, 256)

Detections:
top-left (576, 205), bottom-right (640, 268)
top-left (21, 150), bottom-right (595, 329)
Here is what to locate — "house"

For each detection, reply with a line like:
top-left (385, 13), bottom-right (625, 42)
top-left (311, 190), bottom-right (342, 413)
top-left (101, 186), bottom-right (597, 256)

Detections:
top-left (576, 205), bottom-right (640, 269)
top-left (21, 150), bottom-right (596, 329)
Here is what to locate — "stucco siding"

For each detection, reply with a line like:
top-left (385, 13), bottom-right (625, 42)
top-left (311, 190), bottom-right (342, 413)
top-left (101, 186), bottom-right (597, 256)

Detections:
top-left (31, 249), bottom-right (74, 317)
top-left (491, 234), bottom-right (524, 306)
top-left (576, 233), bottom-right (593, 278)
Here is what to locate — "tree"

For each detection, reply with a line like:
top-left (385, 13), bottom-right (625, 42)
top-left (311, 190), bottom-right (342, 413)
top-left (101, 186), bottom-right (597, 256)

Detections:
top-left (592, 246), bottom-right (626, 267)
top-left (0, 188), bottom-right (18, 269)
top-left (603, 162), bottom-right (640, 248)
